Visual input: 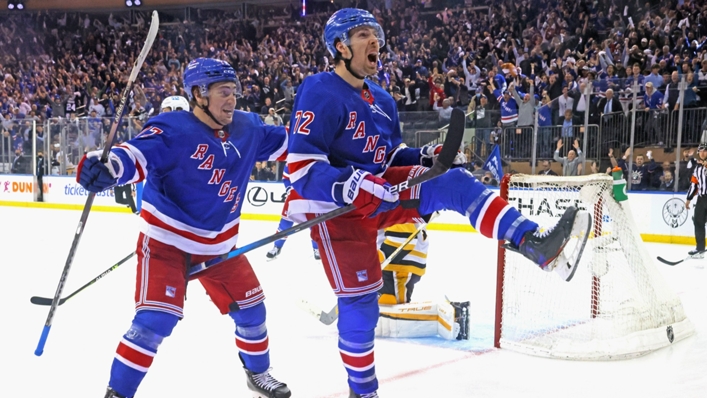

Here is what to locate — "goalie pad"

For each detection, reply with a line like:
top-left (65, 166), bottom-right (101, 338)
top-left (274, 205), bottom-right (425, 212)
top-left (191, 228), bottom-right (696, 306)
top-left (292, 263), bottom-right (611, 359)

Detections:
top-left (375, 301), bottom-right (463, 340)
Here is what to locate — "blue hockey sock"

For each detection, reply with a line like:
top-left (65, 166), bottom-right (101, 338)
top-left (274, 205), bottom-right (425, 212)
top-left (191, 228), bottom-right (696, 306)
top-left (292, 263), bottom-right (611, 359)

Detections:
top-left (274, 217), bottom-right (294, 249)
top-left (230, 302), bottom-right (270, 374)
top-left (109, 311), bottom-right (178, 397)
top-left (338, 293), bottom-right (379, 395)
top-left (419, 168), bottom-right (537, 244)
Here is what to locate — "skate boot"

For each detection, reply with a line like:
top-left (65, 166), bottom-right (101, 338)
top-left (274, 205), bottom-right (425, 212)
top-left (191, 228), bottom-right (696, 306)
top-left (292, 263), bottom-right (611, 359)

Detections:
top-left (349, 389), bottom-right (379, 398)
top-left (505, 206), bottom-right (591, 282)
top-left (688, 249), bottom-right (704, 259)
top-left (104, 387), bottom-right (128, 398)
top-left (244, 367), bottom-right (291, 398)
top-left (450, 301), bottom-right (470, 340)
top-left (266, 246), bottom-right (281, 260)
top-left (313, 248), bottom-right (321, 260)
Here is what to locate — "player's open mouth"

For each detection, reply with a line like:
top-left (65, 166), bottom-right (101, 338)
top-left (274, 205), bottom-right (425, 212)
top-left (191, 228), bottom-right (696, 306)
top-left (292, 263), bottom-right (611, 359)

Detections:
top-left (367, 53), bottom-right (378, 65)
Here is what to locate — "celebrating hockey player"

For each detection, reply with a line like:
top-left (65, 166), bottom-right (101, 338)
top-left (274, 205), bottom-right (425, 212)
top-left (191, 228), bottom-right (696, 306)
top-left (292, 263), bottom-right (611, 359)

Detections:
top-left (285, 9), bottom-right (590, 397)
top-left (76, 58), bottom-right (291, 398)
top-left (266, 164), bottom-right (321, 260)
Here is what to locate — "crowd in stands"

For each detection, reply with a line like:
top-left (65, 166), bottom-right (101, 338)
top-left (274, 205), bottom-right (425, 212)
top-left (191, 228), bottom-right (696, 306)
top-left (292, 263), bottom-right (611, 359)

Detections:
top-left (1, 0), bottom-right (706, 190)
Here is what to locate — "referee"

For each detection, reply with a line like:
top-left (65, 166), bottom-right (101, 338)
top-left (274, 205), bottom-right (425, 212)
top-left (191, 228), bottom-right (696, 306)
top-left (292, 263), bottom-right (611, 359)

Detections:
top-left (685, 143), bottom-right (707, 258)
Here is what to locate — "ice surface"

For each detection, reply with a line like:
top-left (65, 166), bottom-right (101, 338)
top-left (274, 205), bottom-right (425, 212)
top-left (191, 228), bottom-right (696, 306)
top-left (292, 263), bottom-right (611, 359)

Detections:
top-left (2, 206), bottom-right (705, 397)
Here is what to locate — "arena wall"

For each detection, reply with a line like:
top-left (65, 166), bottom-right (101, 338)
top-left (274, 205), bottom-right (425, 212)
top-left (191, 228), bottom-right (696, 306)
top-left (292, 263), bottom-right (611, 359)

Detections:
top-left (0, 175), bottom-right (697, 245)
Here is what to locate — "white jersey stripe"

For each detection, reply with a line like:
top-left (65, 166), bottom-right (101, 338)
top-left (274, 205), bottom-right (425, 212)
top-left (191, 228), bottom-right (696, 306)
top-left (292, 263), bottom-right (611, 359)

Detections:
top-left (115, 355), bottom-right (149, 373)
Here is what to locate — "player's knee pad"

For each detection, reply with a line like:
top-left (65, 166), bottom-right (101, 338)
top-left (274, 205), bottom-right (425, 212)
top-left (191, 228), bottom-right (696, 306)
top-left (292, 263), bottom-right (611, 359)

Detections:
top-left (229, 302), bottom-right (267, 337)
top-left (338, 293), bottom-right (379, 339)
top-left (419, 168), bottom-right (487, 216)
top-left (128, 310), bottom-right (179, 350)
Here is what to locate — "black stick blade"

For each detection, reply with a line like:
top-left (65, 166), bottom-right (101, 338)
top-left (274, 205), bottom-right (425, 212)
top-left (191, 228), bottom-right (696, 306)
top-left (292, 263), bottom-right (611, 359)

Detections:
top-left (656, 257), bottom-right (683, 266)
top-left (30, 297), bottom-right (64, 306)
top-left (434, 108), bottom-right (465, 169)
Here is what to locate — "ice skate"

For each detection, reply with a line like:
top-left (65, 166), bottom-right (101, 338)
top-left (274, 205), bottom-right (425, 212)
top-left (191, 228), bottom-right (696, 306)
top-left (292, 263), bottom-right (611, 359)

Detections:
top-left (505, 206), bottom-right (591, 282)
top-left (313, 248), bottom-right (321, 260)
top-left (244, 367), bottom-right (291, 398)
top-left (450, 300), bottom-right (470, 340)
top-left (266, 246), bottom-right (281, 260)
top-left (688, 249), bottom-right (704, 259)
top-left (104, 387), bottom-right (127, 398)
top-left (349, 389), bottom-right (379, 398)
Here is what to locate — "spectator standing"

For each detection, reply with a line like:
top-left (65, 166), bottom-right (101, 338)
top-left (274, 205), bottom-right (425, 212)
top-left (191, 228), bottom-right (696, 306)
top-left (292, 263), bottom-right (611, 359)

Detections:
top-left (554, 138), bottom-right (584, 176)
top-left (253, 161), bottom-right (275, 181)
top-left (558, 86), bottom-right (574, 120)
top-left (643, 82), bottom-right (664, 145)
top-left (616, 148), bottom-right (658, 190)
top-left (468, 93), bottom-right (495, 157)
top-left (470, 159), bottom-right (485, 180)
top-left (537, 93), bottom-right (554, 158)
top-left (264, 108), bottom-right (283, 126)
top-left (433, 96), bottom-right (453, 125)
top-left (510, 80), bottom-right (535, 157)
top-left (401, 77), bottom-right (420, 111)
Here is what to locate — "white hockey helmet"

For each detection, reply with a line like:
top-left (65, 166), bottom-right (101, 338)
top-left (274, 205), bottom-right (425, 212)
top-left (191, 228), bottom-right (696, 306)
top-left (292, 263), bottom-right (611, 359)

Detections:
top-left (161, 96), bottom-right (190, 112)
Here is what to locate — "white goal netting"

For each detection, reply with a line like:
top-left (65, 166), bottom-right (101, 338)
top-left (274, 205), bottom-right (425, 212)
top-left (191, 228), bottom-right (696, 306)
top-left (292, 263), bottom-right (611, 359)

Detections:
top-left (496, 174), bottom-right (694, 360)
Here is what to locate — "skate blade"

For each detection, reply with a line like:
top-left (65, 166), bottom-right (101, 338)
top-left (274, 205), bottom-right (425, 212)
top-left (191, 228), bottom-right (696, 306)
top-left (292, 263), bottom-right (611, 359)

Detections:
top-left (557, 211), bottom-right (592, 282)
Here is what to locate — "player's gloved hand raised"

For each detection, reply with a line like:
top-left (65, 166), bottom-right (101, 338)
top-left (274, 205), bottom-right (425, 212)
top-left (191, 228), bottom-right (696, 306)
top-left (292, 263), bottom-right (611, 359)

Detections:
top-left (76, 150), bottom-right (123, 193)
top-left (333, 169), bottom-right (399, 218)
top-left (420, 144), bottom-right (466, 167)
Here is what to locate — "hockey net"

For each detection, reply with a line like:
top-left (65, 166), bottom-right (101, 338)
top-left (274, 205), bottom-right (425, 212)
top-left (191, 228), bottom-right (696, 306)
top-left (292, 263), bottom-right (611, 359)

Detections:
top-left (494, 174), bottom-right (694, 360)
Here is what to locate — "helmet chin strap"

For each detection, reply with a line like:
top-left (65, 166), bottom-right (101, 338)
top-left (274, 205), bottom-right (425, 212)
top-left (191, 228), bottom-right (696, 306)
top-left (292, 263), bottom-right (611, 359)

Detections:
top-left (342, 46), bottom-right (367, 80)
top-left (197, 97), bottom-right (227, 128)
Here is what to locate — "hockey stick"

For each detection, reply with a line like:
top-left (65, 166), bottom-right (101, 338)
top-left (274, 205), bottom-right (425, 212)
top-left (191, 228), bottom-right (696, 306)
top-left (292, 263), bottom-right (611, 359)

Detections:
top-left (657, 249), bottom-right (707, 266)
top-left (30, 252), bottom-right (135, 306)
top-left (34, 11), bottom-right (159, 357)
top-left (187, 108), bottom-right (466, 277)
top-left (296, 298), bottom-right (339, 326)
top-left (299, 217), bottom-right (433, 325)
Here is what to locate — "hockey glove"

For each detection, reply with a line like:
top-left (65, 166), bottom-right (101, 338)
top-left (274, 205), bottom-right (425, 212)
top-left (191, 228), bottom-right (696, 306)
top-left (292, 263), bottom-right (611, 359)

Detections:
top-left (333, 169), bottom-right (399, 218)
top-left (76, 150), bottom-right (123, 193)
top-left (420, 144), bottom-right (466, 167)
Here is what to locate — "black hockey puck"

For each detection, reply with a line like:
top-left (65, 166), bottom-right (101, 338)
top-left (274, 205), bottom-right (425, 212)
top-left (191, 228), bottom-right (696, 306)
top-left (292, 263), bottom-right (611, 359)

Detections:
top-left (667, 325), bottom-right (674, 343)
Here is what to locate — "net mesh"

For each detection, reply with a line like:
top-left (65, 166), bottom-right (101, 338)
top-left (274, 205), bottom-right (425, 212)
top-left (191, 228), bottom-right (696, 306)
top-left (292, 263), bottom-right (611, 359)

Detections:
top-left (499, 174), bottom-right (694, 360)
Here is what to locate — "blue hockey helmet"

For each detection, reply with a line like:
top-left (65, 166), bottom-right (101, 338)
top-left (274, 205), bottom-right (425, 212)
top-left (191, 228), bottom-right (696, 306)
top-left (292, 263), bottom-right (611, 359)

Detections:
top-left (183, 58), bottom-right (241, 101)
top-left (323, 8), bottom-right (385, 58)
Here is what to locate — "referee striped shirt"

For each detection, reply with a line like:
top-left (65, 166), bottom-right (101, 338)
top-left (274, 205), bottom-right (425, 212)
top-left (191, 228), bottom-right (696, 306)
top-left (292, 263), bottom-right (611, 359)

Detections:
top-left (687, 161), bottom-right (707, 200)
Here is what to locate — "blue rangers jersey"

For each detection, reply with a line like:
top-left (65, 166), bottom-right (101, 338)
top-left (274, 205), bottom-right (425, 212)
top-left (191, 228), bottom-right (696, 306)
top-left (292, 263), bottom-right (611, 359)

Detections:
top-left (111, 111), bottom-right (287, 255)
top-left (644, 89), bottom-right (664, 109)
top-left (286, 72), bottom-right (421, 218)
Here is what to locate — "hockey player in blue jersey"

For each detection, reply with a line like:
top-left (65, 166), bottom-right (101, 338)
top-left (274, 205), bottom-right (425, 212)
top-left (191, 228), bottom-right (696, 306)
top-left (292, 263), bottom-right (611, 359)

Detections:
top-left (266, 164), bottom-right (320, 260)
top-left (76, 58), bottom-right (291, 398)
top-left (285, 9), bottom-right (590, 398)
